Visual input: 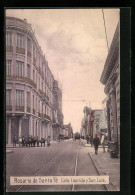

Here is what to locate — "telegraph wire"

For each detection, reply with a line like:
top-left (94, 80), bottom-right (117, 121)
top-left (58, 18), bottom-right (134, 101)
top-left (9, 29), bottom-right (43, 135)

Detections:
top-left (102, 9), bottom-right (109, 52)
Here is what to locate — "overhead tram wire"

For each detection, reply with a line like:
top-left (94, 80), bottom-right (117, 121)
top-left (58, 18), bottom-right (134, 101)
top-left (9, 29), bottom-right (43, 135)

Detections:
top-left (102, 9), bottom-right (109, 53)
top-left (62, 100), bottom-right (102, 102)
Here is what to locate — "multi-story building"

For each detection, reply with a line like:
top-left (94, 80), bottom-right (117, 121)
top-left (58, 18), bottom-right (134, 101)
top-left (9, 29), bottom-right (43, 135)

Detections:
top-left (89, 109), bottom-right (103, 138)
top-left (6, 16), bottom-right (63, 144)
top-left (52, 80), bottom-right (64, 140)
top-left (100, 23), bottom-right (120, 157)
top-left (81, 106), bottom-right (91, 139)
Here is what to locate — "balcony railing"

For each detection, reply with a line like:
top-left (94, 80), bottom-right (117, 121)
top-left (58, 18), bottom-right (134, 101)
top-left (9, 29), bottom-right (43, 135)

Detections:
top-left (6, 75), bottom-right (37, 89)
top-left (27, 107), bottom-right (31, 113)
top-left (16, 106), bottom-right (24, 112)
top-left (16, 47), bottom-right (25, 55)
top-left (6, 105), bottom-right (12, 111)
top-left (38, 89), bottom-right (49, 101)
top-left (27, 51), bottom-right (31, 58)
top-left (6, 46), bottom-right (13, 52)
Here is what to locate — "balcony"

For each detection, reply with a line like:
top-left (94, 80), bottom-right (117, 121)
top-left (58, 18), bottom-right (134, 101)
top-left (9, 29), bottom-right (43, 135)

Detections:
top-left (6, 105), bottom-right (12, 111)
top-left (38, 112), bottom-right (42, 117)
top-left (16, 106), bottom-right (24, 112)
top-left (38, 89), bottom-right (49, 101)
top-left (6, 46), bottom-right (13, 52)
top-left (16, 47), bottom-right (25, 55)
top-left (33, 109), bottom-right (35, 115)
top-left (44, 114), bottom-right (51, 121)
top-left (6, 75), bottom-right (37, 89)
top-left (27, 51), bottom-right (31, 58)
top-left (27, 107), bottom-right (31, 113)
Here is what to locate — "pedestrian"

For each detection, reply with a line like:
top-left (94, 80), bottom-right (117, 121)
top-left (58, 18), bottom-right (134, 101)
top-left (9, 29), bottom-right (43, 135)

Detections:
top-left (59, 134), bottom-right (61, 143)
top-left (86, 135), bottom-right (89, 144)
top-left (47, 136), bottom-right (51, 147)
top-left (19, 137), bottom-right (22, 147)
top-left (22, 135), bottom-right (25, 146)
top-left (93, 134), bottom-right (100, 155)
top-left (90, 136), bottom-right (93, 147)
top-left (13, 134), bottom-right (17, 147)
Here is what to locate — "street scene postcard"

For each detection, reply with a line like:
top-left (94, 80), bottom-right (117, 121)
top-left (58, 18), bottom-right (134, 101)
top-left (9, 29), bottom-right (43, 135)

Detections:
top-left (6, 8), bottom-right (120, 192)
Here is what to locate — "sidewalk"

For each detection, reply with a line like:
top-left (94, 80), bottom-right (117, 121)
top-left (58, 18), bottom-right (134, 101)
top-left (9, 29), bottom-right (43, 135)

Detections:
top-left (87, 146), bottom-right (120, 191)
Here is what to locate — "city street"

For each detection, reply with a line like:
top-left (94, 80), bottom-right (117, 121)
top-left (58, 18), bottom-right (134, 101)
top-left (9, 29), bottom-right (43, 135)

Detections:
top-left (6, 139), bottom-right (106, 192)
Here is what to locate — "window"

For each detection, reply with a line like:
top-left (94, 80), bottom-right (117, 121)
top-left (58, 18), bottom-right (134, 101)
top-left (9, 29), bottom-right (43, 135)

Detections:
top-left (6, 90), bottom-right (11, 105)
top-left (27, 37), bottom-right (31, 51)
top-left (33, 70), bottom-right (35, 82)
top-left (27, 64), bottom-right (30, 78)
top-left (42, 103), bottom-right (43, 114)
top-left (36, 73), bottom-right (37, 84)
top-left (27, 92), bottom-right (30, 107)
top-left (17, 33), bottom-right (24, 48)
top-left (39, 77), bottom-right (40, 89)
top-left (16, 61), bottom-right (24, 77)
top-left (16, 90), bottom-right (24, 106)
top-left (45, 106), bottom-right (46, 114)
top-left (38, 100), bottom-right (40, 113)
top-left (33, 95), bottom-right (34, 109)
top-left (33, 46), bottom-right (36, 61)
top-left (42, 82), bottom-right (43, 91)
top-left (6, 32), bottom-right (12, 46)
top-left (6, 60), bottom-right (12, 76)
top-left (36, 98), bottom-right (37, 110)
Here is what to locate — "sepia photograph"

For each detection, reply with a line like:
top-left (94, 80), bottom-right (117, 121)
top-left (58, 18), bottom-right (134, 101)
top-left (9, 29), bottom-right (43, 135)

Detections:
top-left (6, 8), bottom-right (120, 192)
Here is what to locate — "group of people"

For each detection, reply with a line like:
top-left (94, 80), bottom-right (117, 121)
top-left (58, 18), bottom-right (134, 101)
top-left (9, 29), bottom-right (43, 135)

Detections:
top-left (13, 134), bottom-right (51, 147)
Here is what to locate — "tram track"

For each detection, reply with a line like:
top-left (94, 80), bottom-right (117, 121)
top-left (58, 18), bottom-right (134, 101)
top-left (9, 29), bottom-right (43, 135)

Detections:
top-left (14, 141), bottom-right (107, 192)
top-left (15, 144), bottom-right (72, 192)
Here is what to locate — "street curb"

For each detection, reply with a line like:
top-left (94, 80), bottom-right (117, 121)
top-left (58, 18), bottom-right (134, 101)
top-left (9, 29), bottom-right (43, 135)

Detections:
top-left (88, 152), bottom-right (118, 191)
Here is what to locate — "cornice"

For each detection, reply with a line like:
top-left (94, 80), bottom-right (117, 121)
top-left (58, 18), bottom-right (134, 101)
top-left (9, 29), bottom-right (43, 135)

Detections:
top-left (100, 23), bottom-right (119, 85)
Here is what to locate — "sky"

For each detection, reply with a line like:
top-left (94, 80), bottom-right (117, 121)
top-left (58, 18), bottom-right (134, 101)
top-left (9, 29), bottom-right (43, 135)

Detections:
top-left (6, 9), bottom-right (119, 132)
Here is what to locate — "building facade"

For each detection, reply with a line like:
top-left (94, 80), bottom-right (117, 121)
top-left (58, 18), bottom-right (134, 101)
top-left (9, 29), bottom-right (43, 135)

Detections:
top-left (89, 109), bottom-right (105, 138)
top-left (100, 23), bottom-right (120, 157)
top-left (6, 17), bottom-right (63, 144)
top-left (52, 80), bottom-right (64, 140)
top-left (81, 106), bottom-right (91, 139)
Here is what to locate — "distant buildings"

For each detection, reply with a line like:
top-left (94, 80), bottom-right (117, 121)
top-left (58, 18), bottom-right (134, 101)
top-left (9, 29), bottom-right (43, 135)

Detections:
top-left (81, 106), bottom-right (91, 139)
top-left (6, 17), bottom-right (63, 144)
top-left (81, 106), bottom-right (107, 140)
top-left (52, 80), bottom-right (64, 140)
top-left (63, 123), bottom-right (73, 138)
top-left (100, 23), bottom-right (120, 157)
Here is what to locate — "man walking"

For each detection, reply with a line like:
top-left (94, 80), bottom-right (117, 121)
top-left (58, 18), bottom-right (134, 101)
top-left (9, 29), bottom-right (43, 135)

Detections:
top-left (93, 134), bottom-right (100, 155)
